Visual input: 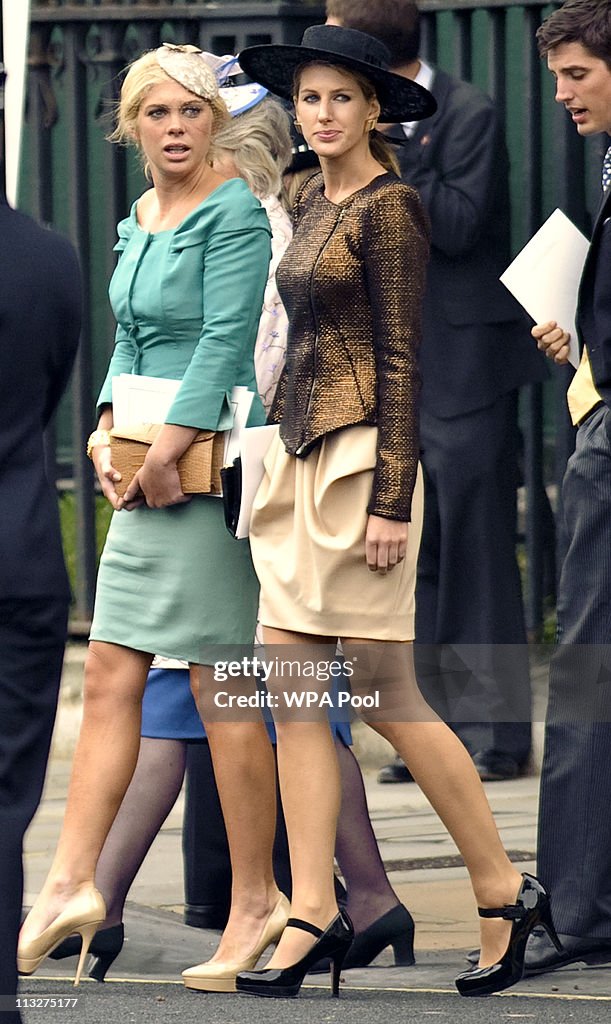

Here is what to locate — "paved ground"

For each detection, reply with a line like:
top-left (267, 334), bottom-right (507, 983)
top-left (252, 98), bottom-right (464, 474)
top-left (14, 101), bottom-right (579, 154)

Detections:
top-left (18, 644), bottom-right (611, 1020)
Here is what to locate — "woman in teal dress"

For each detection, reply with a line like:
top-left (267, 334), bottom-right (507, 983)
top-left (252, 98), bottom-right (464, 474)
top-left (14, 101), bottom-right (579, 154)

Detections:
top-left (19, 43), bottom-right (288, 986)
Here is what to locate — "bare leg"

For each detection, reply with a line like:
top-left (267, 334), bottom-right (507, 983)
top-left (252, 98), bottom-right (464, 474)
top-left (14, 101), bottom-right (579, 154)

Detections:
top-left (20, 642), bottom-right (152, 941)
top-left (343, 638), bottom-right (523, 968)
top-left (95, 737), bottom-right (187, 927)
top-left (334, 738), bottom-right (400, 932)
top-left (261, 628), bottom-right (341, 969)
top-left (194, 664), bottom-right (282, 963)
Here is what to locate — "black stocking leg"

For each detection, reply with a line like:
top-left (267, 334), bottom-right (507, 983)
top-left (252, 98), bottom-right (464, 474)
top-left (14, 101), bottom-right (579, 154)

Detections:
top-left (334, 738), bottom-right (400, 932)
top-left (94, 737), bottom-right (187, 926)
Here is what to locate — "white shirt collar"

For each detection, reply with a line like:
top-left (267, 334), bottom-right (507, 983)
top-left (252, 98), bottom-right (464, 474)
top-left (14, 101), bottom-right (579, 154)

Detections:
top-left (401, 59), bottom-right (435, 137)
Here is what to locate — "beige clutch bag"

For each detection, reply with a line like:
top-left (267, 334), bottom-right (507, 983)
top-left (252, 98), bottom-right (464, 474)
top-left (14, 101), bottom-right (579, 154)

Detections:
top-left (110, 424), bottom-right (225, 498)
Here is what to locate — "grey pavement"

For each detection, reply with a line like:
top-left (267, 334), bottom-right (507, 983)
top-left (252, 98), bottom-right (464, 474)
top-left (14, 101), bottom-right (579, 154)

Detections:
top-left (14, 982), bottom-right (611, 1024)
top-left (18, 644), bottom-right (611, 1017)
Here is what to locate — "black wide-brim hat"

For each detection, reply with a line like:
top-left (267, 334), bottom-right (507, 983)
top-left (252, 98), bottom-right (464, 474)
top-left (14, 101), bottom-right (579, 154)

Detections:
top-left (239, 25), bottom-right (436, 123)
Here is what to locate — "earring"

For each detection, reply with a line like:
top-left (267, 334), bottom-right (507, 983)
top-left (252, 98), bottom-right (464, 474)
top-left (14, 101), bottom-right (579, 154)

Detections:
top-left (294, 120), bottom-right (303, 132)
top-left (366, 117), bottom-right (377, 133)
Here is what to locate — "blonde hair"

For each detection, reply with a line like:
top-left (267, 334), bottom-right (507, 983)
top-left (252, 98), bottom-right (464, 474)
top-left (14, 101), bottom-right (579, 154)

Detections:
top-left (210, 99), bottom-right (292, 199)
top-left (109, 50), bottom-right (229, 151)
top-left (281, 166), bottom-right (319, 214)
top-left (293, 62), bottom-right (400, 176)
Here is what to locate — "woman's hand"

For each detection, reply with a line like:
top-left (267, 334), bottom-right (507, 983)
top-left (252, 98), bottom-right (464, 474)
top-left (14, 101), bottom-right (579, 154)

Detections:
top-left (532, 320), bottom-right (571, 365)
top-left (365, 514), bottom-right (408, 574)
top-left (118, 423), bottom-right (198, 511)
top-left (119, 453), bottom-right (191, 511)
top-left (93, 444), bottom-right (124, 511)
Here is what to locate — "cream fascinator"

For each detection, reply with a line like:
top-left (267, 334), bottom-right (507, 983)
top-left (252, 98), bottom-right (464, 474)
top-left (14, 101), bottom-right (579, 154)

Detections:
top-left (155, 43), bottom-right (220, 101)
top-left (155, 44), bottom-right (268, 118)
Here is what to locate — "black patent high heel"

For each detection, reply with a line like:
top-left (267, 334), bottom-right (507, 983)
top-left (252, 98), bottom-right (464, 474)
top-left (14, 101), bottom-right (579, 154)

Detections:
top-left (455, 874), bottom-right (563, 997)
top-left (309, 903), bottom-right (415, 973)
top-left (48, 924), bottom-right (124, 982)
top-left (236, 911), bottom-right (354, 998)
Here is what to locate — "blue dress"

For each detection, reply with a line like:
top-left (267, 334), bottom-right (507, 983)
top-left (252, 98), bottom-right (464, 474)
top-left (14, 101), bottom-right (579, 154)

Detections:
top-left (90, 180), bottom-right (271, 664)
top-left (141, 666), bottom-right (353, 746)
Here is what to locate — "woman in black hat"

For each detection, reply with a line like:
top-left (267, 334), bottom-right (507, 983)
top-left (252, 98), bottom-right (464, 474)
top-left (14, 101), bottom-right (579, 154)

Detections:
top-left (234, 24), bottom-right (559, 1001)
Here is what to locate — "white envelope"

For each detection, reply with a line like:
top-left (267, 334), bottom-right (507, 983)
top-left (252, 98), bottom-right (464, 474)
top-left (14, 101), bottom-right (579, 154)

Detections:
top-left (500, 208), bottom-right (589, 369)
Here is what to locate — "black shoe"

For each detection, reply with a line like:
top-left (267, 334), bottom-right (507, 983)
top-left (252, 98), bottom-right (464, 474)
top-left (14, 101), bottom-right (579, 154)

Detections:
top-left (343, 904), bottom-right (415, 968)
top-left (309, 904), bottom-right (415, 973)
top-left (455, 873), bottom-right (562, 997)
top-left (47, 924), bottom-right (124, 982)
top-left (377, 758), bottom-right (414, 784)
top-left (524, 927), bottom-right (611, 975)
top-left (236, 911), bottom-right (354, 998)
top-left (468, 927), bottom-right (611, 974)
top-left (184, 903), bottom-right (230, 930)
top-left (471, 751), bottom-right (521, 782)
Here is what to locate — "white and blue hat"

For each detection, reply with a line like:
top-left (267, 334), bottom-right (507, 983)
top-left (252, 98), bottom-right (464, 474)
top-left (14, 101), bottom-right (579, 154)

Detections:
top-left (201, 53), bottom-right (268, 117)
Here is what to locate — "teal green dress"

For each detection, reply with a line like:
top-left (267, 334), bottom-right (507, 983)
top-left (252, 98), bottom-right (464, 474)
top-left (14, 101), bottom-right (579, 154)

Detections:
top-left (90, 179), bottom-right (271, 664)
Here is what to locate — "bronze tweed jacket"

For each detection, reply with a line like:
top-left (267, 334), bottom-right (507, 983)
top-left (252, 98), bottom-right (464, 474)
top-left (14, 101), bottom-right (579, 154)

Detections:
top-left (271, 171), bottom-right (429, 521)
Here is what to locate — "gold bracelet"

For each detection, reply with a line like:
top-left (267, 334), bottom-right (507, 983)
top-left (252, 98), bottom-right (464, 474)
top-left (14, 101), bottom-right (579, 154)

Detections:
top-left (86, 429), bottom-right (111, 460)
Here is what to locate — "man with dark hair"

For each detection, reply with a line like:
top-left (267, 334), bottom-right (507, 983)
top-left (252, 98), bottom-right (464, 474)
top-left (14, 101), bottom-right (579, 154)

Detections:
top-left (326, 0), bottom-right (420, 64)
top-left (527, 0), bottom-right (611, 977)
top-left (0, 188), bottom-right (81, 1017)
top-left (536, 0), bottom-right (611, 67)
top-left (327, 0), bottom-right (547, 782)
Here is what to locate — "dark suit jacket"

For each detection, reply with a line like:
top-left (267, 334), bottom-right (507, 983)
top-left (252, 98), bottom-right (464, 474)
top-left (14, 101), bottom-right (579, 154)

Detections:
top-left (577, 188), bottom-right (611, 409)
top-left (0, 201), bottom-right (81, 599)
top-left (388, 67), bottom-right (547, 418)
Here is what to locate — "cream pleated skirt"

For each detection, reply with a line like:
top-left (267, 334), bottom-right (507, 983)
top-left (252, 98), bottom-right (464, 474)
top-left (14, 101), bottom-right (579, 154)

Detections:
top-left (250, 425), bottom-right (424, 641)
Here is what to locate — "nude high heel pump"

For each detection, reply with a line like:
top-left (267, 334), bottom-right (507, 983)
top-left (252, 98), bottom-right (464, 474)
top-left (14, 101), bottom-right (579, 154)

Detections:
top-left (48, 923), bottom-right (125, 982)
top-left (18, 887), bottom-right (106, 987)
top-left (182, 892), bottom-right (290, 993)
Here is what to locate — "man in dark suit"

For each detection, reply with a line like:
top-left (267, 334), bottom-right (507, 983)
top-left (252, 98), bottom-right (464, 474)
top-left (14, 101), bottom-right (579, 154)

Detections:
top-left (326, 0), bottom-right (547, 781)
top-left (528, 0), bottom-right (611, 976)
top-left (0, 187), bottom-right (81, 1018)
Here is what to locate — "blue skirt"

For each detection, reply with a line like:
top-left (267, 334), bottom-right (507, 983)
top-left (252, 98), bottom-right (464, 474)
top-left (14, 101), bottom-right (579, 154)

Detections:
top-left (141, 666), bottom-right (353, 745)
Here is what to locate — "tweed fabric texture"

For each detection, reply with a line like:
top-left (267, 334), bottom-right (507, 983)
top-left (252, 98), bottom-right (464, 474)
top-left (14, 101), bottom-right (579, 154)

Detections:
top-left (272, 171), bottom-right (429, 521)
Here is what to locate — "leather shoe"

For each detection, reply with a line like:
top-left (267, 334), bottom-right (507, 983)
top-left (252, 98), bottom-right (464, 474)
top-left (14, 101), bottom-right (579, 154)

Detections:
top-left (182, 893), bottom-right (290, 992)
top-left (524, 927), bottom-right (611, 975)
top-left (471, 751), bottom-right (520, 782)
top-left (377, 757), bottom-right (414, 784)
top-left (465, 927), bottom-right (611, 974)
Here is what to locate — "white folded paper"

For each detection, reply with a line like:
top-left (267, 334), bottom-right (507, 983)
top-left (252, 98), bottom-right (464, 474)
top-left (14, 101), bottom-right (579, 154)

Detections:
top-left (111, 374), bottom-right (254, 466)
top-left (110, 374), bottom-right (271, 527)
top-left (500, 208), bottom-right (589, 369)
top-left (234, 424), bottom-right (278, 540)
top-left (224, 386), bottom-right (254, 466)
top-left (111, 373), bottom-right (181, 426)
